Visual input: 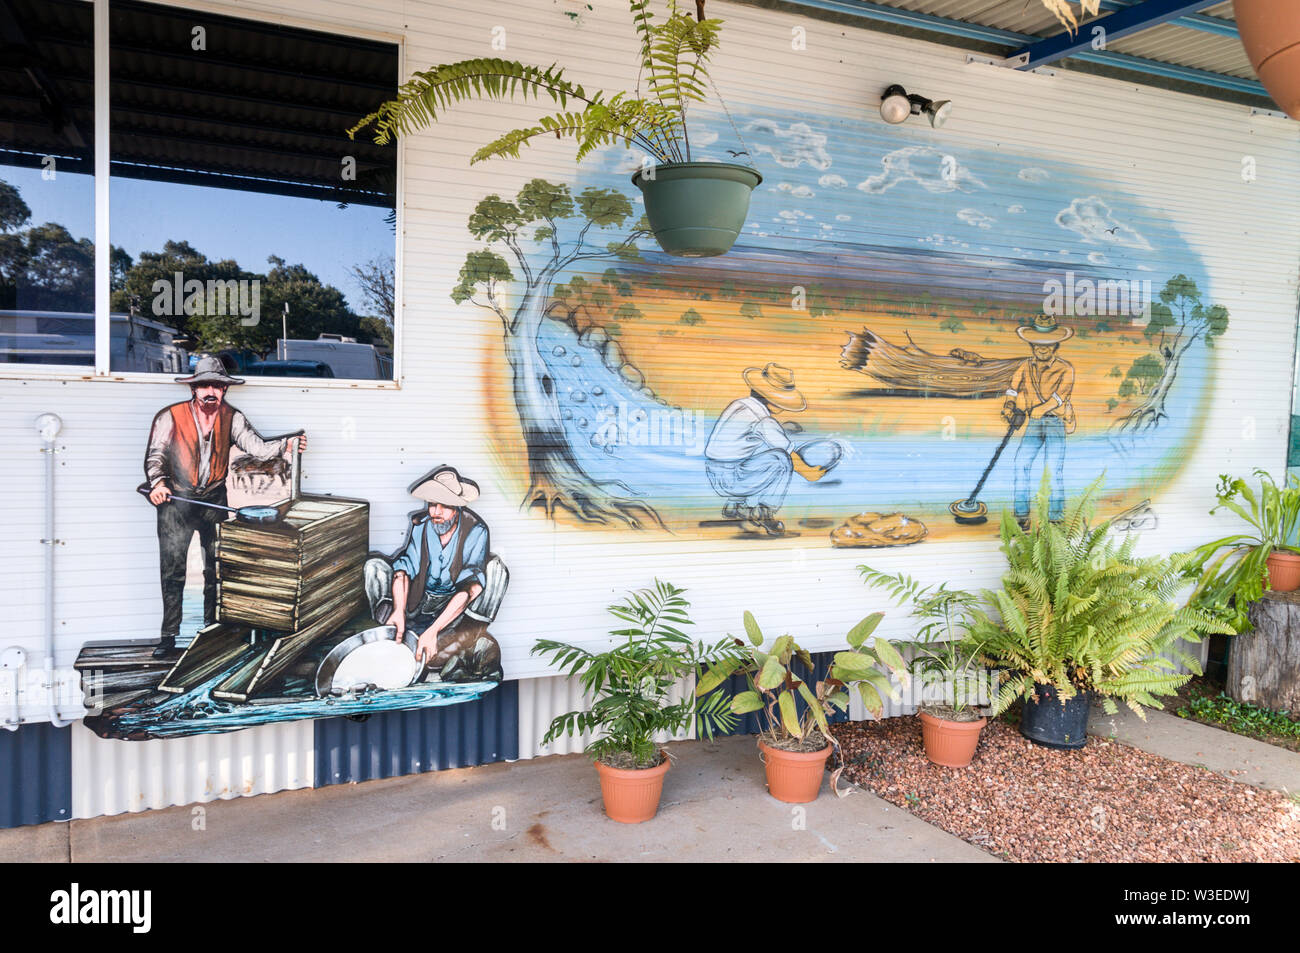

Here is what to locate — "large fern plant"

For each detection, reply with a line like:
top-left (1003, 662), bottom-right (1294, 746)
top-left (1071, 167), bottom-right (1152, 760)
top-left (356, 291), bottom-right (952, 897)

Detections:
top-left (349, 1), bottom-right (726, 165)
top-left (532, 579), bottom-right (739, 768)
top-left (969, 476), bottom-right (1231, 718)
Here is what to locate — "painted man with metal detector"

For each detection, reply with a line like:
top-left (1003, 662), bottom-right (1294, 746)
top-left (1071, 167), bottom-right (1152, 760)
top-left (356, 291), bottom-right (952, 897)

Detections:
top-left (142, 355), bottom-right (308, 657)
top-left (949, 316), bottom-right (1075, 528)
top-left (1004, 316), bottom-right (1076, 528)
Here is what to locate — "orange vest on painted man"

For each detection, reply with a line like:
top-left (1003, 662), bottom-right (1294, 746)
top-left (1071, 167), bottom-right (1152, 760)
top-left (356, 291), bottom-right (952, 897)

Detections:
top-left (166, 401), bottom-right (233, 490)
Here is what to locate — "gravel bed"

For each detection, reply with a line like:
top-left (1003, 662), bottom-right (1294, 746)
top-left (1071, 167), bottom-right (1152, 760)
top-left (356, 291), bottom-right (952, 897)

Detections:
top-left (830, 718), bottom-right (1300, 863)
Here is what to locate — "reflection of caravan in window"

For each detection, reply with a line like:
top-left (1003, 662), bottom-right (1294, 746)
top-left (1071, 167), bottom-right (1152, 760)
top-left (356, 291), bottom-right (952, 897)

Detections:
top-left (0, 312), bottom-right (189, 374)
top-left (278, 334), bottom-right (393, 380)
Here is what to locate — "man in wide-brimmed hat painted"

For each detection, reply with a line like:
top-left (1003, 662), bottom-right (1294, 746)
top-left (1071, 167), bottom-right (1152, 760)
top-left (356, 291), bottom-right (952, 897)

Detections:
top-left (1002, 316), bottom-right (1076, 527)
top-left (364, 465), bottom-right (492, 669)
top-left (704, 363), bottom-right (812, 536)
top-left (142, 354), bottom-right (307, 656)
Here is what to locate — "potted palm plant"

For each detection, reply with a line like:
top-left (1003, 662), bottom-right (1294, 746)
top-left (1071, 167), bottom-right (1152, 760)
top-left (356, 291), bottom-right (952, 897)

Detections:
top-left (696, 611), bottom-right (909, 802)
top-left (858, 569), bottom-right (989, 767)
top-left (970, 476), bottom-right (1231, 749)
top-left (532, 579), bottom-right (738, 823)
top-left (348, 1), bottom-right (761, 257)
top-left (1188, 470), bottom-right (1300, 632)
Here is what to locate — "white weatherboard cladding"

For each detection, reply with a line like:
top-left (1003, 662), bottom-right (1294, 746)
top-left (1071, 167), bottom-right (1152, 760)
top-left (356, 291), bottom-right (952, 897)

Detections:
top-left (1, 0), bottom-right (1297, 749)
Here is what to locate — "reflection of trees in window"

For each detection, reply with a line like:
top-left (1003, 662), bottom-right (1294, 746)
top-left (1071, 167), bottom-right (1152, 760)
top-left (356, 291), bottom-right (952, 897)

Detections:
top-left (0, 178), bottom-right (129, 313)
top-left (349, 256), bottom-right (394, 347)
top-left (108, 241), bottom-right (384, 355)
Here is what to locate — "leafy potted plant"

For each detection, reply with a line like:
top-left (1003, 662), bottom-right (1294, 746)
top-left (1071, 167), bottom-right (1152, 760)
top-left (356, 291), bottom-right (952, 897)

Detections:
top-left (969, 476), bottom-right (1231, 749)
top-left (349, 0), bottom-right (761, 257)
top-left (532, 579), bottom-right (738, 823)
top-left (1188, 470), bottom-right (1300, 632)
top-left (696, 611), bottom-right (908, 802)
top-left (858, 568), bottom-right (989, 767)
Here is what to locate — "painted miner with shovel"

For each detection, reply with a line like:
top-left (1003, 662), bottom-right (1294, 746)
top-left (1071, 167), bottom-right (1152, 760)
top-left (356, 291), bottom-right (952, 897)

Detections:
top-left (141, 355), bottom-right (307, 657)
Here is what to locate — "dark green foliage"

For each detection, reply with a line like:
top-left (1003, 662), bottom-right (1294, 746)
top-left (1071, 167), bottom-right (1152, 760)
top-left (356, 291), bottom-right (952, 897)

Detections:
top-left (1176, 692), bottom-right (1300, 740)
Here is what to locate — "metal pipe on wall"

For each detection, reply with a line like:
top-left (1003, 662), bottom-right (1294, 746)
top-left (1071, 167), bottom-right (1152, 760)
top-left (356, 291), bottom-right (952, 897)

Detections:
top-left (36, 414), bottom-right (71, 729)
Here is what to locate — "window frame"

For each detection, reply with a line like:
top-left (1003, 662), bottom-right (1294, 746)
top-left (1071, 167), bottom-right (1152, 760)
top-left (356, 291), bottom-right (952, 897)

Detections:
top-left (0, 0), bottom-right (405, 389)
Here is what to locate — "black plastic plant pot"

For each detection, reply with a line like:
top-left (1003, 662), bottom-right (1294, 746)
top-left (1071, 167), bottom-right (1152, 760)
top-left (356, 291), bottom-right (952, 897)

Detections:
top-left (1020, 683), bottom-right (1092, 750)
top-left (631, 161), bottom-right (762, 257)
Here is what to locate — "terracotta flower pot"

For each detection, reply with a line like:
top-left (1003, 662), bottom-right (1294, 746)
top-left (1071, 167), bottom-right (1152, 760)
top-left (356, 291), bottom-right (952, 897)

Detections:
top-left (759, 739), bottom-right (831, 803)
top-left (1266, 550), bottom-right (1300, 592)
top-left (918, 710), bottom-right (986, 768)
top-left (1236, 0), bottom-right (1300, 119)
top-left (593, 754), bottom-right (670, 824)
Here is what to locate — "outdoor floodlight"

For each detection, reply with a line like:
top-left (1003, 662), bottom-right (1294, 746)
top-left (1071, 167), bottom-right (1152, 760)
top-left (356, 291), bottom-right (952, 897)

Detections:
top-left (879, 85), bottom-right (952, 128)
top-left (879, 85), bottom-right (911, 124)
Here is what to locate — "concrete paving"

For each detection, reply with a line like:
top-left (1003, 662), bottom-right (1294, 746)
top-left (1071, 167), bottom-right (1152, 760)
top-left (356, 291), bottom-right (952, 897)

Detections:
top-left (1088, 705), bottom-right (1300, 796)
top-left (7, 707), bottom-right (1297, 863)
top-left (0, 734), bottom-right (997, 863)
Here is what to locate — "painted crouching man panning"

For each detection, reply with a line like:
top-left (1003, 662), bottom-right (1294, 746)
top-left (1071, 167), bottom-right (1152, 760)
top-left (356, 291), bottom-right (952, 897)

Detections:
top-left (365, 465), bottom-right (505, 682)
top-left (704, 363), bottom-right (834, 537)
top-left (142, 355), bottom-right (306, 657)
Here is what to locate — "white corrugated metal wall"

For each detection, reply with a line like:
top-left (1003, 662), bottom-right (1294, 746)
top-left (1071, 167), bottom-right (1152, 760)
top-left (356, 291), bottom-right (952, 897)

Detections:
top-left (2, 0), bottom-right (1298, 812)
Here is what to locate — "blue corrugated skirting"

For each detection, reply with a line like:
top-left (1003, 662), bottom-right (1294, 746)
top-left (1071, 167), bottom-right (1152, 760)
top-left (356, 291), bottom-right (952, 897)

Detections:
top-left (0, 722), bottom-right (72, 828)
top-left (705, 650), bottom-right (849, 737)
top-left (314, 680), bottom-right (519, 786)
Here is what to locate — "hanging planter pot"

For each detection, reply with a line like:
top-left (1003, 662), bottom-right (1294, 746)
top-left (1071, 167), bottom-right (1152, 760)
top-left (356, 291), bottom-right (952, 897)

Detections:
top-left (631, 162), bottom-right (762, 258)
top-left (1236, 0), bottom-right (1300, 118)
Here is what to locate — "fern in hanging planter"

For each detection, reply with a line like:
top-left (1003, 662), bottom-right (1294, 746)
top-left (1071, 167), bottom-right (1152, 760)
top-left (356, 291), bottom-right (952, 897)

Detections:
top-left (348, 0), bottom-right (761, 257)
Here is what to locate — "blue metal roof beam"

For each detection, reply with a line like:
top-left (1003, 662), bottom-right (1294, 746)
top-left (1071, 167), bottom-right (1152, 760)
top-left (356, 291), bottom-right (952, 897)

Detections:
top-left (1006, 0), bottom-right (1224, 71)
top-left (775, 0), bottom-right (1265, 98)
top-left (1096, 0), bottom-right (1239, 38)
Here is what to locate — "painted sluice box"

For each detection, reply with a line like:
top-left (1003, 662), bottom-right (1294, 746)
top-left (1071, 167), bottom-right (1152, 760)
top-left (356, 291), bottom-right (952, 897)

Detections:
top-left (77, 491), bottom-right (507, 740)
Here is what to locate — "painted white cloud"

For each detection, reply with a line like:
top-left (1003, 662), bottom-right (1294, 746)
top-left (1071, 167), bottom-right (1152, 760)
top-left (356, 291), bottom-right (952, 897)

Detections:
top-left (958, 208), bottom-right (995, 229)
top-left (835, 214), bottom-right (851, 222)
top-left (1087, 251), bottom-right (1109, 265)
top-left (775, 182), bottom-right (815, 198)
top-left (1007, 204), bottom-right (1026, 214)
top-left (611, 151), bottom-right (653, 174)
top-left (693, 129), bottom-right (719, 148)
top-left (745, 119), bottom-right (832, 170)
top-left (1019, 167), bottom-right (1050, 183)
top-left (777, 209), bottom-right (814, 221)
top-left (858, 146), bottom-right (984, 195)
top-left (818, 173), bottom-right (848, 189)
top-left (1055, 196), bottom-right (1152, 249)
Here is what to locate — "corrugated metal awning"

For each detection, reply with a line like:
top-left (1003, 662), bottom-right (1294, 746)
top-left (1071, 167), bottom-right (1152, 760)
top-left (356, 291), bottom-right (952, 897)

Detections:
top-left (755, 0), bottom-right (1276, 111)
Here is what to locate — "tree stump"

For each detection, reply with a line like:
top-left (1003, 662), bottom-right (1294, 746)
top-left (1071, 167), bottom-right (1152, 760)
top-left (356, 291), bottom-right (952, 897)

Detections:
top-left (1231, 592), bottom-right (1300, 712)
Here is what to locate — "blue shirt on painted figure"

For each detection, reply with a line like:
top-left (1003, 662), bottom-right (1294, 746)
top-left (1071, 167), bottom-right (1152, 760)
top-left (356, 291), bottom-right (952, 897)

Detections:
top-left (392, 513), bottom-right (489, 596)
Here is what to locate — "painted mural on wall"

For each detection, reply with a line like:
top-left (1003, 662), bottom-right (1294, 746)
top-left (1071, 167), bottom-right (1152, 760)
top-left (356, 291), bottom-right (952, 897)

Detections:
top-left (78, 357), bottom-right (505, 739)
top-left (470, 108), bottom-right (1226, 542)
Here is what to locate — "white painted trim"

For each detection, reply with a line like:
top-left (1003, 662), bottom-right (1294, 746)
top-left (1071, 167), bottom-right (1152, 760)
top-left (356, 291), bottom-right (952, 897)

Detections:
top-left (0, 369), bottom-right (403, 389)
top-left (93, 0), bottom-right (109, 375)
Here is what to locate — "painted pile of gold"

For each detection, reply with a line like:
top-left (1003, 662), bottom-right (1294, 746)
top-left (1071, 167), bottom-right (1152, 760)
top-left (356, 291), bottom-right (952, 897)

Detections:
top-left (830, 512), bottom-right (928, 548)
